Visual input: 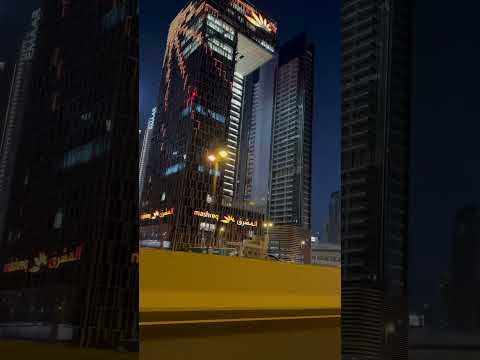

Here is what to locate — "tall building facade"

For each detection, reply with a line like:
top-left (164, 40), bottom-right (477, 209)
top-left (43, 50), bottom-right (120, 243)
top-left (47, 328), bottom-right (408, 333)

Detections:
top-left (267, 33), bottom-right (314, 262)
top-left (236, 58), bottom-right (276, 211)
top-left (0, 60), bottom-right (12, 139)
top-left (0, 10), bottom-right (40, 248)
top-left (448, 206), bottom-right (480, 332)
top-left (340, 0), bottom-right (412, 359)
top-left (328, 191), bottom-right (341, 245)
top-left (139, 107), bottom-right (156, 203)
top-left (0, 0), bottom-right (138, 348)
top-left (141, 0), bottom-right (276, 252)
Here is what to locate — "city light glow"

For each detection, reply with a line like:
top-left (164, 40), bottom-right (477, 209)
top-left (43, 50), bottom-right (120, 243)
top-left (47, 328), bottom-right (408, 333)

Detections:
top-left (218, 150), bottom-right (228, 158)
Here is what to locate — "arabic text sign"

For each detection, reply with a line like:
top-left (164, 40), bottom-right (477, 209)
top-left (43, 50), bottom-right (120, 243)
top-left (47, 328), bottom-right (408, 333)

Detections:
top-left (140, 208), bottom-right (175, 220)
top-left (3, 244), bottom-right (83, 273)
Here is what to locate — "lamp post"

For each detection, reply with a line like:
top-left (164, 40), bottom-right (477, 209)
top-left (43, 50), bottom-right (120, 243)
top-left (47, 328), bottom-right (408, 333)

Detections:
top-left (206, 148), bottom-right (228, 248)
top-left (263, 222), bottom-right (273, 253)
top-left (206, 148), bottom-right (228, 204)
top-left (217, 226), bottom-right (225, 249)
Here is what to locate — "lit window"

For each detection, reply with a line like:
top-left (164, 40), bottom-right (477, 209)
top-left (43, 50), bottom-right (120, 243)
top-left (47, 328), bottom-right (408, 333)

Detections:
top-left (207, 14), bottom-right (235, 40)
top-left (164, 162), bottom-right (185, 176)
top-left (53, 209), bottom-right (63, 229)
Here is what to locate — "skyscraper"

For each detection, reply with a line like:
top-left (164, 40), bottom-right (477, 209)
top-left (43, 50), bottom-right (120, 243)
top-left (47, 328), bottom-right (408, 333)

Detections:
top-left (267, 33), bottom-right (314, 262)
top-left (0, 9), bottom-right (40, 248)
top-left (237, 58), bottom-right (276, 211)
top-left (328, 191), bottom-right (341, 245)
top-left (141, 0), bottom-right (276, 252)
top-left (340, 0), bottom-right (412, 359)
top-left (139, 107), bottom-right (156, 203)
top-left (0, 0), bottom-right (138, 348)
top-left (0, 60), bottom-right (11, 136)
top-left (139, 129), bottom-right (144, 153)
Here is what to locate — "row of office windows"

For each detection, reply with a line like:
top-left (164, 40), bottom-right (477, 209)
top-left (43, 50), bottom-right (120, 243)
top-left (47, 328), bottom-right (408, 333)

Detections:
top-left (164, 162), bottom-right (185, 176)
top-left (181, 104), bottom-right (226, 124)
top-left (62, 140), bottom-right (109, 169)
top-left (207, 37), bottom-right (233, 61)
top-left (207, 14), bottom-right (235, 41)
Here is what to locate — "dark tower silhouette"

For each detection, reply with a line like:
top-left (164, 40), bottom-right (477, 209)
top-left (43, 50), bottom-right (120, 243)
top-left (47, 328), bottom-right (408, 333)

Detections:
top-left (0, 0), bottom-right (138, 348)
top-left (340, 0), bottom-right (413, 358)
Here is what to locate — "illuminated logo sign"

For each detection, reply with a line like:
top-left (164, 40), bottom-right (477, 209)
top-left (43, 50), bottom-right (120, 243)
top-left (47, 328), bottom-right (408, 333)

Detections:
top-left (193, 210), bottom-right (258, 227)
top-left (193, 210), bottom-right (220, 221)
top-left (220, 215), bottom-right (235, 224)
top-left (3, 244), bottom-right (84, 273)
top-left (245, 10), bottom-right (276, 33)
top-left (230, 0), bottom-right (277, 34)
top-left (140, 208), bottom-right (175, 220)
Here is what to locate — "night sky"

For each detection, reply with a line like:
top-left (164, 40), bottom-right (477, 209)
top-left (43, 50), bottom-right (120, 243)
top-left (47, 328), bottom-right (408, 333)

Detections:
top-left (0, 0), bottom-right (39, 65)
top-left (140, 0), bottom-right (341, 234)
top-left (409, 1), bottom-right (480, 310)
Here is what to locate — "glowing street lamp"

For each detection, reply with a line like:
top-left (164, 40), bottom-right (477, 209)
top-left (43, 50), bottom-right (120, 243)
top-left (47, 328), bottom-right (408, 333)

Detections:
top-left (207, 148), bottom-right (227, 206)
top-left (263, 222), bottom-right (273, 245)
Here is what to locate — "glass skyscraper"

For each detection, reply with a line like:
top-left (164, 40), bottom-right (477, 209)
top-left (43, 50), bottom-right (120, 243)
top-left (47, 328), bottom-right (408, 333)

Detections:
top-left (340, 0), bottom-right (413, 359)
top-left (267, 33), bottom-right (314, 262)
top-left (0, 0), bottom-right (138, 348)
top-left (140, 0), bottom-right (277, 252)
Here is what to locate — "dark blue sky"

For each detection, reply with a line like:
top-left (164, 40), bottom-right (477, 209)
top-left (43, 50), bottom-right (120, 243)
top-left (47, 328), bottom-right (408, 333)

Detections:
top-left (0, 0), bottom-right (39, 62)
top-left (408, 1), bottom-right (480, 310)
top-left (140, 0), bottom-right (341, 233)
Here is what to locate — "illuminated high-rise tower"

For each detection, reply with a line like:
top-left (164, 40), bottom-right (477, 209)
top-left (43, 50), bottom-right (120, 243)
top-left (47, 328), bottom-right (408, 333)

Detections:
top-left (139, 107), bottom-right (156, 203)
top-left (141, 0), bottom-right (277, 251)
top-left (267, 33), bottom-right (314, 262)
top-left (0, 9), bottom-right (41, 249)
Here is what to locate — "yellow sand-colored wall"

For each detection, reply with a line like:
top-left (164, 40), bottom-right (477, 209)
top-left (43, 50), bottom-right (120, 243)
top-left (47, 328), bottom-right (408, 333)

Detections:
top-left (140, 249), bottom-right (341, 359)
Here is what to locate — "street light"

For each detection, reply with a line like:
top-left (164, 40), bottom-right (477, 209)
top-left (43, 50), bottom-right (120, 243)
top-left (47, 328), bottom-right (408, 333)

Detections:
top-left (263, 222), bottom-right (273, 250)
top-left (207, 148), bottom-right (227, 207)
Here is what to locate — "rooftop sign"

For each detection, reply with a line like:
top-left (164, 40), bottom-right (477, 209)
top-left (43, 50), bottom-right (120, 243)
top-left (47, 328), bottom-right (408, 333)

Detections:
top-left (245, 10), bottom-right (276, 33)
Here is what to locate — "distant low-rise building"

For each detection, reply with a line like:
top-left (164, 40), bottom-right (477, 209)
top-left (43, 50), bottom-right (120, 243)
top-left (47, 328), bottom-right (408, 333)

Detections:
top-left (311, 242), bottom-right (340, 267)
